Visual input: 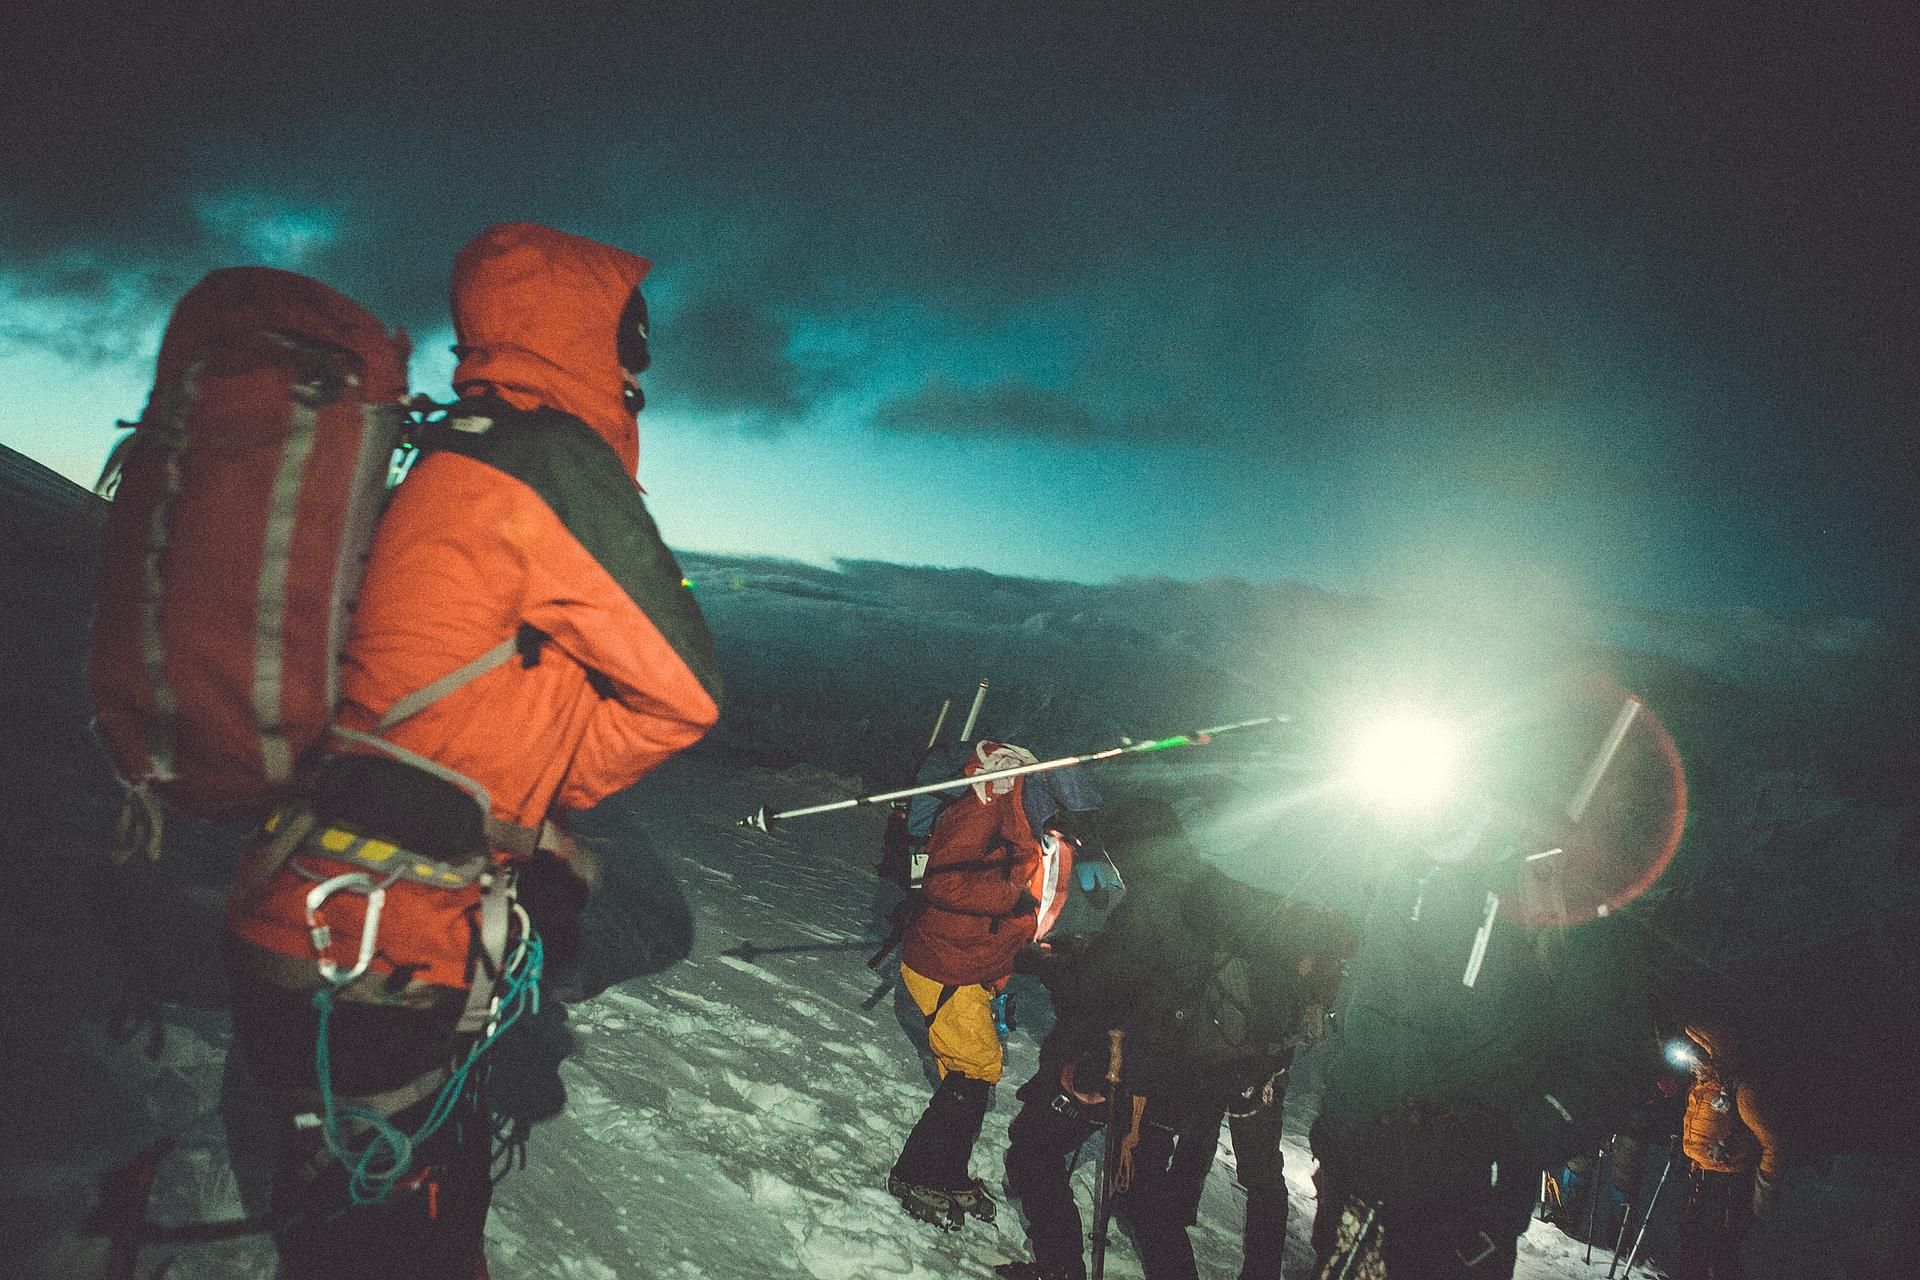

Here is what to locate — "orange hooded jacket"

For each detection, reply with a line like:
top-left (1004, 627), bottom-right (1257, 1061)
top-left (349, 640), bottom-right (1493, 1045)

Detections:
top-left (331, 222), bottom-right (720, 818)
top-left (1680, 1021), bottom-right (1790, 1180)
top-left (228, 223), bottom-right (722, 990)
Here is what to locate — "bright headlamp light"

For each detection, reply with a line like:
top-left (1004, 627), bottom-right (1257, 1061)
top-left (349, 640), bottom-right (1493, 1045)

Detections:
top-left (1349, 714), bottom-right (1460, 811)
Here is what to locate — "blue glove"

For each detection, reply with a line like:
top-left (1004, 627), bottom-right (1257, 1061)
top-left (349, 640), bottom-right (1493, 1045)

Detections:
top-left (1077, 860), bottom-right (1122, 894)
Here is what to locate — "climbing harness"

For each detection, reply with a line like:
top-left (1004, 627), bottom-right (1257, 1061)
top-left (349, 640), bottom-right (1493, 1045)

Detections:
top-left (303, 875), bottom-right (543, 1205)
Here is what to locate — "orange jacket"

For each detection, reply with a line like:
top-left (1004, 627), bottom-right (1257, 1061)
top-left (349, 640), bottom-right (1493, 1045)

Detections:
top-left (228, 224), bottom-right (721, 989)
top-left (1679, 1022), bottom-right (1789, 1180)
top-left (335, 221), bottom-right (720, 829)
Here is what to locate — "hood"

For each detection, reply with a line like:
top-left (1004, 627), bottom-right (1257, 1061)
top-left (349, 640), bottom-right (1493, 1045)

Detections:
top-left (1683, 1019), bottom-right (1740, 1068)
top-left (149, 266), bottom-right (409, 406)
top-left (965, 740), bottom-right (1038, 804)
top-left (450, 222), bottom-right (651, 477)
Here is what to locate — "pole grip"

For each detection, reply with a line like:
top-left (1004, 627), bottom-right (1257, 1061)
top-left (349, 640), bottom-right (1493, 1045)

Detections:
top-left (959, 680), bottom-right (989, 740)
top-left (1105, 1028), bottom-right (1125, 1086)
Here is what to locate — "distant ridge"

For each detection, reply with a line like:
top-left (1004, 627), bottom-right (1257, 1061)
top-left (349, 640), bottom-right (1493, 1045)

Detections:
top-left (0, 443), bottom-right (104, 526)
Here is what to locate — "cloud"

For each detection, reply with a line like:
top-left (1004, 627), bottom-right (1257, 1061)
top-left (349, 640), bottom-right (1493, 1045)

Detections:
top-left (191, 191), bottom-right (345, 273)
top-left (655, 296), bottom-right (826, 428)
top-left (1, 189), bottom-right (364, 367)
top-left (872, 377), bottom-right (1105, 442)
top-left (1, 0), bottom-right (1908, 607)
top-left (0, 260), bottom-right (183, 365)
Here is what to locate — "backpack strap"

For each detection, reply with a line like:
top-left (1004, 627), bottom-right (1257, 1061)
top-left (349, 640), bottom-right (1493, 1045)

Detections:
top-left (868, 894), bottom-right (927, 968)
top-left (923, 982), bottom-right (961, 1028)
top-left (282, 1061), bottom-right (454, 1148)
top-left (372, 635), bottom-right (520, 734)
top-left (230, 803), bottom-right (322, 906)
top-left (327, 625), bottom-right (551, 847)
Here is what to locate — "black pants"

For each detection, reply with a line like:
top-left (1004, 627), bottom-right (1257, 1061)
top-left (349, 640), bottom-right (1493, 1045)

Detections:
top-left (1004, 1070), bottom-right (1221, 1280)
top-left (1672, 1167), bottom-right (1753, 1280)
top-left (894, 1071), bottom-right (994, 1190)
top-left (1225, 1097), bottom-right (1290, 1280)
top-left (227, 946), bottom-right (492, 1280)
top-left (1307, 1133), bottom-right (1528, 1280)
top-left (269, 1074), bottom-right (493, 1280)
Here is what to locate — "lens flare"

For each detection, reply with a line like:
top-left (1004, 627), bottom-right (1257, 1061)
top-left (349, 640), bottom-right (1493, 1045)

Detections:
top-left (1350, 715), bottom-right (1459, 809)
top-left (1504, 677), bottom-right (1689, 927)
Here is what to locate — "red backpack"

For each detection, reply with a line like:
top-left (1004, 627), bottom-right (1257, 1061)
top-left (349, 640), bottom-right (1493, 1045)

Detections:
top-left (88, 267), bottom-right (411, 842)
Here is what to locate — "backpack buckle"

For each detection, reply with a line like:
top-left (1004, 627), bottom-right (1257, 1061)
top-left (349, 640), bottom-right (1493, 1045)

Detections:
top-left (304, 871), bottom-right (389, 986)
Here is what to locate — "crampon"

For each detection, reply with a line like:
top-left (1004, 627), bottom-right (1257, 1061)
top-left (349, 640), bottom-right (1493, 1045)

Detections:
top-left (886, 1173), bottom-right (997, 1231)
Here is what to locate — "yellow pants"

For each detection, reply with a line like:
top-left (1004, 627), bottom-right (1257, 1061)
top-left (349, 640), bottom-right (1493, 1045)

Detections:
top-left (900, 963), bottom-right (1003, 1084)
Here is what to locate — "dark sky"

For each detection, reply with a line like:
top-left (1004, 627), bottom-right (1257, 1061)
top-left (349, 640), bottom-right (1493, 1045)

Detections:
top-left (2, 0), bottom-right (1913, 622)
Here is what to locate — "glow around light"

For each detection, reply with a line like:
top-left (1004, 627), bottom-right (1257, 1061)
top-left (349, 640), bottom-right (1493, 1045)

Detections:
top-left (1665, 1038), bottom-right (1697, 1068)
top-left (1350, 715), bottom-right (1460, 809)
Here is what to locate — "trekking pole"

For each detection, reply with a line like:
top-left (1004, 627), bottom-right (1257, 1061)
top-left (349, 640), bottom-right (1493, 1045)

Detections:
top-left (1567, 697), bottom-right (1641, 822)
top-left (1463, 694), bottom-right (1643, 989)
top-left (737, 717), bottom-right (1287, 831)
top-left (1618, 1148), bottom-right (1679, 1279)
top-left (720, 937), bottom-right (887, 962)
top-left (886, 696), bottom-right (957, 888)
top-left (1605, 1194), bottom-right (1636, 1277)
top-left (1330, 1202), bottom-right (1380, 1280)
top-left (926, 696), bottom-right (954, 750)
top-left (958, 680), bottom-right (989, 740)
top-left (1585, 1142), bottom-right (1607, 1264)
top-left (1090, 1029), bottom-right (1126, 1280)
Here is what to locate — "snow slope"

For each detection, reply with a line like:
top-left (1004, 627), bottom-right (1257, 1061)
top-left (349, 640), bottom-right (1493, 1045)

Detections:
top-left (3, 444), bottom-right (1911, 1278)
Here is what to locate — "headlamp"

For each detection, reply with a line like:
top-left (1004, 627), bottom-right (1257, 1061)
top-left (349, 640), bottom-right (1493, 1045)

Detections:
top-left (1350, 714), bottom-right (1459, 810)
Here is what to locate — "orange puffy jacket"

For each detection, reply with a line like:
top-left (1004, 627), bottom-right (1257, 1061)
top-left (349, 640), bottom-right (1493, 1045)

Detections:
top-left (1679, 1021), bottom-right (1790, 1180)
top-left (227, 223), bottom-right (722, 990)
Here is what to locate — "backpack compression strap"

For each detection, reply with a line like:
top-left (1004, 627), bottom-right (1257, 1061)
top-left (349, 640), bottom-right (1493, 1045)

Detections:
top-left (327, 632), bottom-right (521, 816)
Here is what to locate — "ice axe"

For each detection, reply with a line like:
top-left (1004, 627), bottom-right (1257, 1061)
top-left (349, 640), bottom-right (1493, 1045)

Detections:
top-left (736, 717), bottom-right (1288, 832)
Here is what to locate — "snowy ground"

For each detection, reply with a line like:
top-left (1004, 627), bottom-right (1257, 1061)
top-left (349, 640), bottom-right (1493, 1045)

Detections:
top-left (2, 747), bottom-right (1632, 1280)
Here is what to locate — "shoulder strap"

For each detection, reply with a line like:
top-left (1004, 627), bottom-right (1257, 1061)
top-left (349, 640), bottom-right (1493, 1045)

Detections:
top-left (373, 635), bottom-right (520, 733)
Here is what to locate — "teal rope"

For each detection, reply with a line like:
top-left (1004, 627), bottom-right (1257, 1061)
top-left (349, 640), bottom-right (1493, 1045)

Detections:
top-left (311, 931), bottom-right (544, 1205)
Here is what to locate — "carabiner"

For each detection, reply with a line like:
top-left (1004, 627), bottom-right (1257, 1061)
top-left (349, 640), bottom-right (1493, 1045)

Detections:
top-left (304, 871), bottom-right (387, 987)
